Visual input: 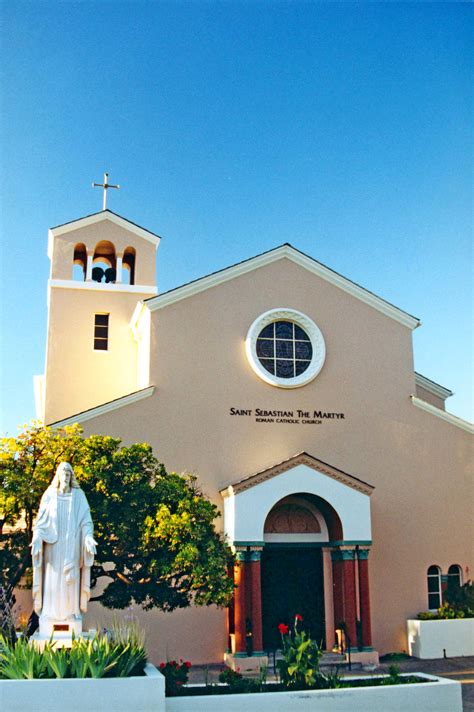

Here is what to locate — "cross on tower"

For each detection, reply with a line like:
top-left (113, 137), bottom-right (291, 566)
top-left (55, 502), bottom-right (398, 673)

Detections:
top-left (92, 172), bottom-right (120, 210)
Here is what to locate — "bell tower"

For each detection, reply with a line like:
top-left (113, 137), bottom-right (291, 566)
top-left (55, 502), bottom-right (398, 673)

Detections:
top-left (35, 209), bottom-right (160, 424)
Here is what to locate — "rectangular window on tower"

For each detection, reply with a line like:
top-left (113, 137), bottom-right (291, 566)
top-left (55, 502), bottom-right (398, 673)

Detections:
top-left (94, 314), bottom-right (109, 351)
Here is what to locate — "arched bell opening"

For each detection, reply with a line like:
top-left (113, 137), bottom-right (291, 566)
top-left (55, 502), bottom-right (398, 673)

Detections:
top-left (122, 246), bottom-right (136, 285)
top-left (72, 243), bottom-right (87, 281)
top-left (92, 240), bottom-right (117, 283)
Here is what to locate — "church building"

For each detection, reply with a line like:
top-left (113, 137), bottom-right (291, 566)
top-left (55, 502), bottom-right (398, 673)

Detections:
top-left (34, 208), bottom-right (473, 667)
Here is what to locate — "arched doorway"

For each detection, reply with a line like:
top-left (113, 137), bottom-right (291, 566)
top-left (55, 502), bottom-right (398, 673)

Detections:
top-left (221, 453), bottom-right (376, 667)
top-left (261, 494), bottom-right (341, 650)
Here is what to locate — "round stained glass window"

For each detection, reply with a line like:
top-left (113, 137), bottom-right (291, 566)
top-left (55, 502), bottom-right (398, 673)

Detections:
top-left (246, 309), bottom-right (326, 388)
top-left (256, 321), bottom-right (313, 378)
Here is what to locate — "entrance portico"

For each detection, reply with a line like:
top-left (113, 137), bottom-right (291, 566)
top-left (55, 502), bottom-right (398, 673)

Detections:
top-left (220, 452), bottom-right (377, 670)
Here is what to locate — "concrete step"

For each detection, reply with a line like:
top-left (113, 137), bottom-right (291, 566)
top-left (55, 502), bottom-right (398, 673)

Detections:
top-left (267, 650), bottom-right (360, 670)
top-left (320, 652), bottom-right (346, 665)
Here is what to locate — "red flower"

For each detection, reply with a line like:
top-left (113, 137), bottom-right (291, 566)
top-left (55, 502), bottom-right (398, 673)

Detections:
top-left (278, 623), bottom-right (289, 634)
top-left (295, 614), bottom-right (303, 622)
top-left (184, 661), bottom-right (192, 668)
top-left (159, 662), bottom-right (166, 669)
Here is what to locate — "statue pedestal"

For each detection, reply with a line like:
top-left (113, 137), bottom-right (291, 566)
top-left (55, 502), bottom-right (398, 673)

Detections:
top-left (39, 616), bottom-right (83, 639)
top-left (31, 617), bottom-right (96, 649)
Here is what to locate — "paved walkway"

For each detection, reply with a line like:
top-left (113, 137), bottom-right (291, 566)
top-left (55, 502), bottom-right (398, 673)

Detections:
top-left (188, 656), bottom-right (474, 711)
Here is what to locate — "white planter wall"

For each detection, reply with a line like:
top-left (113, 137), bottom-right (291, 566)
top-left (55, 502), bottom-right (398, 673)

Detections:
top-left (0, 669), bottom-right (463, 712)
top-left (407, 618), bottom-right (474, 659)
top-left (166, 674), bottom-right (462, 712)
top-left (0, 663), bottom-right (164, 712)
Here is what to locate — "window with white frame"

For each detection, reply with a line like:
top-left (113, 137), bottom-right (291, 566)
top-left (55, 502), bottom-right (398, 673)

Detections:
top-left (447, 564), bottom-right (462, 591)
top-left (245, 308), bottom-right (326, 388)
top-left (427, 565), bottom-right (442, 610)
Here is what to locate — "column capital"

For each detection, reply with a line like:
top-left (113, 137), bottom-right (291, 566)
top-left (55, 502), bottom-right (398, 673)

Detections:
top-left (357, 548), bottom-right (371, 560)
top-left (331, 548), bottom-right (356, 561)
top-left (232, 542), bottom-right (265, 561)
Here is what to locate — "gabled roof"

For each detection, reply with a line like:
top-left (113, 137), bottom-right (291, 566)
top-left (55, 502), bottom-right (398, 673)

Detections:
top-left (220, 452), bottom-right (375, 497)
top-left (48, 209), bottom-right (161, 253)
top-left (145, 243), bottom-right (420, 330)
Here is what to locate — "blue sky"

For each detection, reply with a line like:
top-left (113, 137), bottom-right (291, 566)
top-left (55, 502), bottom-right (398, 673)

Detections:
top-left (1, 1), bottom-right (472, 433)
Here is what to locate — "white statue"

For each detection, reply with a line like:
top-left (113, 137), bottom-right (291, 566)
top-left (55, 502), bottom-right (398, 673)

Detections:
top-left (31, 462), bottom-right (97, 637)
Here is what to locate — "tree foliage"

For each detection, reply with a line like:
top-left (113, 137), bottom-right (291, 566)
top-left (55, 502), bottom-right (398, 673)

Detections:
top-left (0, 423), bottom-right (234, 611)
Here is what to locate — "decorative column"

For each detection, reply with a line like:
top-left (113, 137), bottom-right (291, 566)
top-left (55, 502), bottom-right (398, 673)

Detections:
top-left (332, 548), bottom-right (357, 651)
top-left (331, 550), bottom-right (345, 634)
top-left (322, 547), bottom-right (335, 650)
top-left (249, 548), bottom-right (264, 655)
top-left (226, 564), bottom-right (235, 653)
top-left (342, 549), bottom-right (357, 650)
top-left (233, 550), bottom-right (249, 656)
top-left (116, 255), bottom-right (123, 283)
top-left (86, 253), bottom-right (93, 281)
top-left (357, 548), bottom-right (373, 649)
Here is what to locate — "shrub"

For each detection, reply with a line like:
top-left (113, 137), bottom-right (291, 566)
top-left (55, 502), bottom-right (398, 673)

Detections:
top-left (418, 581), bottom-right (474, 620)
top-left (444, 581), bottom-right (474, 617)
top-left (218, 665), bottom-right (243, 686)
top-left (216, 665), bottom-right (267, 693)
top-left (159, 659), bottom-right (191, 694)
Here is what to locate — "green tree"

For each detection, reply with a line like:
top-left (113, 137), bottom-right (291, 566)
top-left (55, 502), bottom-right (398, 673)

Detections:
top-left (0, 423), bottom-right (234, 613)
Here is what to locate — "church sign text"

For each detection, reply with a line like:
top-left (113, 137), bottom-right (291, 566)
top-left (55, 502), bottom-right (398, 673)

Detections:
top-left (229, 407), bottom-right (345, 425)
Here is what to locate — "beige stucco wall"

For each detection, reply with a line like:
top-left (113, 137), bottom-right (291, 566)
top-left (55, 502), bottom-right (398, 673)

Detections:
top-left (47, 256), bottom-right (472, 663)
top-left (415, 384), bottom-right (446, 411)
top-left (43, 288), bottom-right (144, 424)
top-left (50, 221), bottom-right (157, 286)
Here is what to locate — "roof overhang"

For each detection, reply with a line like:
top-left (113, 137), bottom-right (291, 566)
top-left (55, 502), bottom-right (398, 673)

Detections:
top-left (145, 244), bottom-right (420, 330)
top-left (48, 386), bottom-right (155, 428)
top-left (415, 372), bottom-right (453, 400)
top-left (220, 452), bottom-right (374, 498)
top-left (48, 210), bottom-right (161, 258)
top-left (410, 395), bottom-right (473, 433)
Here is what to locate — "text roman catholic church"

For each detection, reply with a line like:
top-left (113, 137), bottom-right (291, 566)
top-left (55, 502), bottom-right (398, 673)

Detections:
top-left (34, 201), bottom-right (473, 665)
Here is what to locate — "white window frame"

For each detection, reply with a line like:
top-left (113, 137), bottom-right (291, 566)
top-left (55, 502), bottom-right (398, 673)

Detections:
top-left (245, 308), bottom-right (326, 388)
top-left (447, 564), bottom-right (463, 589)
top-left (427, 565), bottom-right (442, 610)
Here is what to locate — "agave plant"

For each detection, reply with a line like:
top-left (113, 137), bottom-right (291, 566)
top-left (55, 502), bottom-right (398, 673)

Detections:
top-left (112, 641), bottom-right (147, 678)
top-left (0, 627), bottom-right (147, 680)
top-left (43, 644), bottom-right (70, 678)
top-left (0, 635), bottom-right (50, 679)
top-left (79, 635), bottom-right (118, 678)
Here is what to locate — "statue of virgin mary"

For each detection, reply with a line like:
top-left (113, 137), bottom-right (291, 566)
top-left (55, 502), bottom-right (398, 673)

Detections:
top-left (31, 462), bottom-right (97, 635)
